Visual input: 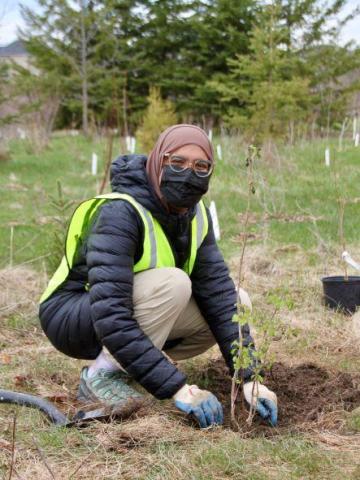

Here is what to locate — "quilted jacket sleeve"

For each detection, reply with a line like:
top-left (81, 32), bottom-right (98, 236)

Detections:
top-left (86, 200), bottom-right (186, 399)
top-left (190, 208), bottom-right (257, 382)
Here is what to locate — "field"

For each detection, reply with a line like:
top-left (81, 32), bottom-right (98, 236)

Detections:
top-left (1, 134), bottom-right (360, 479)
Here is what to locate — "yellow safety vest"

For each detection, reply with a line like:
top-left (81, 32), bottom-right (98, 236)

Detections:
top-left (40, 192), bottom-right (208, 304)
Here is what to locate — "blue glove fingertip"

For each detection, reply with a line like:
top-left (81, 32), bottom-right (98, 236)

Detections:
top-left (202, 400), bottom-right (216, 426)
top-left (256, 400), bottom-right (270, 420)
top-left (192, 406), bottom-right (208, 428)
top-left (207, 396), bottom-right (221, 424)
top-left (257, 398), bottom-right (278, 427)
top-left (210, 396), bottom-right (224, 425)
top-left (263, 399), bottom-right (278, 427)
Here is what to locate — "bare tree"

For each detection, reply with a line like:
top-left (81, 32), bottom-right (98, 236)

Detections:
top-left (19, 0), bottom-right (100, 136)
top-left (80, 0), bottom-right (89, 136)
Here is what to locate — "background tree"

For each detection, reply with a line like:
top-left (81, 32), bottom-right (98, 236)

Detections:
top-left (0, 63), bottom-right (14, 161)
top-left (16, 0), bottom-right (360, 138)
top-left (210, 1), bottom-right (310, 141)
top-left (0, 63), bottom-right (16, 129)
top-left (135, 0), bottom-right (257, 124)
top-left (20, 0), bottom-right (102, 135)
top-left (209, 0), bottom-right (359, 140)
top-left (11, 65), bottom-right (62, 152)
top-left (302, 42), bottom-right (360, 136)
top-left (86, 0), bottom-right (144, 133)
top-left (187, 0), bottom-right (257, 124)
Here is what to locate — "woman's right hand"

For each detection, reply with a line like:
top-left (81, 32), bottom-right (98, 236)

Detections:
top-left (173, 384), bottom-right (223, 428)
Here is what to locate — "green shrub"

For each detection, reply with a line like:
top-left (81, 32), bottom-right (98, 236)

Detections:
top-left (46, 181), bottom-right (74, 276)
top-left (136, 86), bottom-right (177, 153)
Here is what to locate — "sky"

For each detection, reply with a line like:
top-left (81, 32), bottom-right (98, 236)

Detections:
top-left (0, 0), bottom-right (359, 47)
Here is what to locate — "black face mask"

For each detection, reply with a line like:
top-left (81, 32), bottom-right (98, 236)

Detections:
top-left (160, 166), bottom-right (210, 208)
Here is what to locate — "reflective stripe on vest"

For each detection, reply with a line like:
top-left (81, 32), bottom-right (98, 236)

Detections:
top-left (39, 193), bottom-right (208, 304)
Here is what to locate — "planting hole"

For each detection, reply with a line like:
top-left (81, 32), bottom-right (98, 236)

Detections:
top-left (196, 359), bottom-right (360, 432)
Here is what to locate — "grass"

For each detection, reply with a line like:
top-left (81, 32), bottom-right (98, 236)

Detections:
top-left (1, 133), bottom-right (360, 478)
top-left (211, 138), bottom-right (360, 259)
top-left (0, 135), bottom-right (108, 268)
top-left (1, 134), bottom-right (359, 266)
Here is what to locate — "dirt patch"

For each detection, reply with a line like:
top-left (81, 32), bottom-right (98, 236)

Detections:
top-left (199, 359), bottom-right (360, 432)
top-left (266, 363), bottom-right (360, 426)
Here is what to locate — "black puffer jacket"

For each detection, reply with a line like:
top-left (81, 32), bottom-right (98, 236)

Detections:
top-left (41, 155), bottom-right (256, 399)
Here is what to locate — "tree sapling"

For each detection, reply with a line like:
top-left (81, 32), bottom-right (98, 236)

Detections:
top-left (321, 151), bottom-right (360, 314)
top-left (230, 145), bottom-right (281, 428)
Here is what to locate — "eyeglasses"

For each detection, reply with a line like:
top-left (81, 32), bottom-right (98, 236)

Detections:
top-left (163, 153), bottom-right (214, 178)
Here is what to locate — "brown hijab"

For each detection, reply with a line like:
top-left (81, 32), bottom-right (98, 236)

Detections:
top-left (146, 124), bottom-right (214, 203)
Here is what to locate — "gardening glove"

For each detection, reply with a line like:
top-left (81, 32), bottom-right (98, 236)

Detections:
top-left (173, 384), bottom-right (223, 428)
top-left (243, 381), bottom-right (278, 427)
top-left (238, 287), bottom-right (253, 312)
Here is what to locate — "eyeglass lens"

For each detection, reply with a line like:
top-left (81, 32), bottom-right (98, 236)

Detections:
top-left (167, 155), bottom-right (213, 177)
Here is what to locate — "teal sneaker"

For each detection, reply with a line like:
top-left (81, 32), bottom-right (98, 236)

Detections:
top-left (77, 367), bottom-right (143, 407)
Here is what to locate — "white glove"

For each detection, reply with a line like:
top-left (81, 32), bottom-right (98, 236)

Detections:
top-left (173, 384), bottom-right (223, 428)
top-left (238, 288), bottom-right (252, 312)
top-left (243, 381), bottom-right (278, 426)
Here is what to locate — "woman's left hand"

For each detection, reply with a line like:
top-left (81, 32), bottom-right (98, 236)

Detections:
top-left (243, 381), bottom-right (278, 427)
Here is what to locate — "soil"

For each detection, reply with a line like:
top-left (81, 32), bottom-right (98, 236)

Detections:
top-left (199, 359), bottom-right (360, 432)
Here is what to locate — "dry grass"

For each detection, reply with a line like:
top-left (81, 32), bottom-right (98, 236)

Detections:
top-left (229, 244), bottom-right (360, 368)
top-left (0, 266), bottom-right (45, 320)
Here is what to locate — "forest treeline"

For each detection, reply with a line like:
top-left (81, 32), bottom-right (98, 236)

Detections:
top-left (6, 0), bottom-right (360, 141)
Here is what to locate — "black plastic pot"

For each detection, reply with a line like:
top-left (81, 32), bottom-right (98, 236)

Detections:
top-left (321, 276), bottom-right (360, 315)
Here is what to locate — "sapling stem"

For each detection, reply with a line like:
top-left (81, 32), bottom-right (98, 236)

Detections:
top-left (338, 198), bottom-right (348, 281)
top-left (246, 375), bottom-right (259, 426)
top-left (237, 146), bottom-right (256, 297)
top-left (230, 145), bottom-right (258, 429)
top-left (332, 149), bottom-right (348, 281)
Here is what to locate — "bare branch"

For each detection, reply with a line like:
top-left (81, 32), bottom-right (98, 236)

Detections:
top-left (7, 414), bottom-right (17, 480)
top-left (31, 436), bottom-right (56, 480)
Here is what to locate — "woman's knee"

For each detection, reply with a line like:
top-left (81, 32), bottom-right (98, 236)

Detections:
top-left (164, 267), bottom-right (192, 305)
top-left (134, 267), bottom-right (192, 309)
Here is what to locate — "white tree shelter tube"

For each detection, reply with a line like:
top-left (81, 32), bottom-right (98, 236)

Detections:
top-left (209, 200), bottom-right (221, 241)
top-left (342, 251), bottom-right (360, 272)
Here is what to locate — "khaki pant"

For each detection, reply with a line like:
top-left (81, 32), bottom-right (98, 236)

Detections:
top-left (132, 267), bottom-right (216, 360)
top-left (105, 267), bottom-right (251, 365)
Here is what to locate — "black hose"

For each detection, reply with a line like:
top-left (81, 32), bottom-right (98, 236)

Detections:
top-left (0, 389), bottom-right (70, 426)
